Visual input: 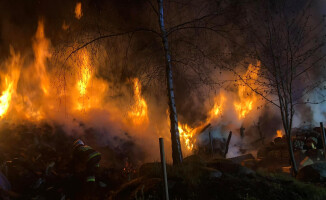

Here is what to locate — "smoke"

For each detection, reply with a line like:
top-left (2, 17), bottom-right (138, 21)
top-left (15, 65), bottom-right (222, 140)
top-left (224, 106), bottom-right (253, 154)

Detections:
top-left (0, 0), bottom-right (325, 165)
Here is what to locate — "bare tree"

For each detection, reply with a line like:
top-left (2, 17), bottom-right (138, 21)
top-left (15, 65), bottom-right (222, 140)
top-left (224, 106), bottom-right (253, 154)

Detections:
top-left (229, 0), bottom-right (326, 175)
top-left (157, 0), bottom-right (183, 164)
top-left (61, 0), bottom-right (238, 165)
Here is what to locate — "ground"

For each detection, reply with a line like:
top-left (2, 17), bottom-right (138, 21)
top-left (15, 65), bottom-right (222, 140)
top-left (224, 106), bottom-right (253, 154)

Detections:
top-left (0, 122), bottom-right (326, 200)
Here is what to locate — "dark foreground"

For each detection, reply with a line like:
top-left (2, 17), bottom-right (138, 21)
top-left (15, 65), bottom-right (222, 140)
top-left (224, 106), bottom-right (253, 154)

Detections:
top-left (0, 122), bottom-right (325, 200)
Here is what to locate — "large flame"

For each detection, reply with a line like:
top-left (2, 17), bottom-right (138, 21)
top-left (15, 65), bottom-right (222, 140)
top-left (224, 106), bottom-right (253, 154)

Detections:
top-left (76, 50), bottom-right (92, 110)
top-left (128, 78), bottom-right (148, 125)
top-left (0, 80), bottom-right (13, 117)
top-left (0, 70), bottom-right (20, 118)
top-left (33, 20), bottom-right (51, 96)
top-left (178, 122), bottom-right (196, 150)
top-left (178, 93), bottom-right (225, 151)
top-left (77, 50), bottom-right (92, 96)
top-left (72, 49), bottom-right (108, 112)
top-left (0, 48), bottom-right (21, 118)
top-left (0, 18), bottom-right (269, 161)
top-left (234, 62), bottom-right (260, 119)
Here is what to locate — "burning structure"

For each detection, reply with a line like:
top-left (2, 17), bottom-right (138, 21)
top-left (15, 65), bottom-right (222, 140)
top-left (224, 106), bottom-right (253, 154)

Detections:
top-left (0, 0), bottom-right (325, 199)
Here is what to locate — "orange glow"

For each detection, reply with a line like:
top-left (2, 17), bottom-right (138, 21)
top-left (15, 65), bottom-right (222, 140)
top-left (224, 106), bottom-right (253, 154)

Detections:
top-left (208, 93), bottom-right (225, 121)
top-left (77, 51), bottom-right (92, 96)
top-left (178, 93), bottom-right (225, 152)
top-left (62, 21), bottom-right (69, 31)
top-left (73, 49), bottom-right (108, 111)
top-left (75, 49), bottom-right (92, 111)
top-left (128, 78), bottom-right (148, 125)
top-left (75, 2), bottom-right (83, 19)
top-left (178, 122), bottom-right (196, 150)
top-left (0, 78), bottom-right (14, 117)
top-left (33, 20), bottom-right (51, 96)
top-left (0, 20), bottom-right (111, 122)
top-left (0, 70), bottom-right (20, 118)
top-left (276, 130), bottom-right (283, 138)
top-left (234, 62), bottom-right (260, 119)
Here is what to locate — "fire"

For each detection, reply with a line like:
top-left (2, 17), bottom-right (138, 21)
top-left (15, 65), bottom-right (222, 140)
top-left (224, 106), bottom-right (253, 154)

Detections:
top-left (234, 62), bottom-right (260, 119)
top-left (208, 93), bottom-right (225, 121)
top-left (75, 49), bottom-right (93, 111)
top-left (77, 51), bottom-right (92, 97)
top-left (128, 78), bottom-right (148, 125)
top-left (178, 123), bottom-right (196, 150)
top-left (0, 47), bottom-right (21, 119)
top-left (33, 20), bottom-right (51, 96)
top-left (276, 130), bottom-right (283, 138)
top-left (73, 49), bottom-right (108, 112)
top-left (177, 93), bottom-right (225, 152)
top-left (75, 2), bottom-right (83, 19)
top-left (0, 72), bottom-right (19, 118)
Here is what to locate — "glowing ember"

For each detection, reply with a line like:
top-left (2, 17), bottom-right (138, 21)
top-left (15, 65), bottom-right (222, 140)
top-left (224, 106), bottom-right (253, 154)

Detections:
top-left (234, 62), bottom-right (260, 119)
top-left (128, 78), bottom-right (148, 125)
top-left (276, 130), bottom-right (283, 138)
top-left (178, 122), bottom-right (196, 150)
top-left (75, 2), bottom-right (83, 19)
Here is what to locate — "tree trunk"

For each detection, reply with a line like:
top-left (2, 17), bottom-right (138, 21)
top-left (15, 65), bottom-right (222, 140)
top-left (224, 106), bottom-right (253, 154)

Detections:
top-left (157, 0), bottom-right (183, 165)
top-left (285, 129), bottom-right (298, 175)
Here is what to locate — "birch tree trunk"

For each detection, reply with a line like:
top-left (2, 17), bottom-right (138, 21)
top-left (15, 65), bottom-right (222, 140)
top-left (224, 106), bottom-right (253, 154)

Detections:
top-left (278, 94), bottom-right (298, 175)
top-left (157, 0), bottom-right (183, 164)
top-left (286, 129), bottom-right (298, 175)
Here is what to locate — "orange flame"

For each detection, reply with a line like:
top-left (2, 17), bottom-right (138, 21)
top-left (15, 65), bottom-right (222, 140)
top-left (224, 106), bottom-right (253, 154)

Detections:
top-left (73, 49), bottom-right (107, 111)
top-left (0, 48), bottom-right (21, 118)
top-left (128, 78), bottom-right (148, 125)
top-left (0, 70), bottom-right (20, 118)
top-left (178, 93), bottom-right (225, 152)
top-left (234, 62), bottom-right (260, 119)
top-left (77, 51), bottom-right (92, 97)
top-left (208, 93), bottom-right (225, 121)
top-left (75, 50), bottom-right (93, 111)
top-left (178, 122), bottom-right (196, 150)
top-left (75, 2), bottom-right (83, 19)
top-left (276, 130), bottom-right (283, 138)
top-left (33, 20), bottom-right (51, 96)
